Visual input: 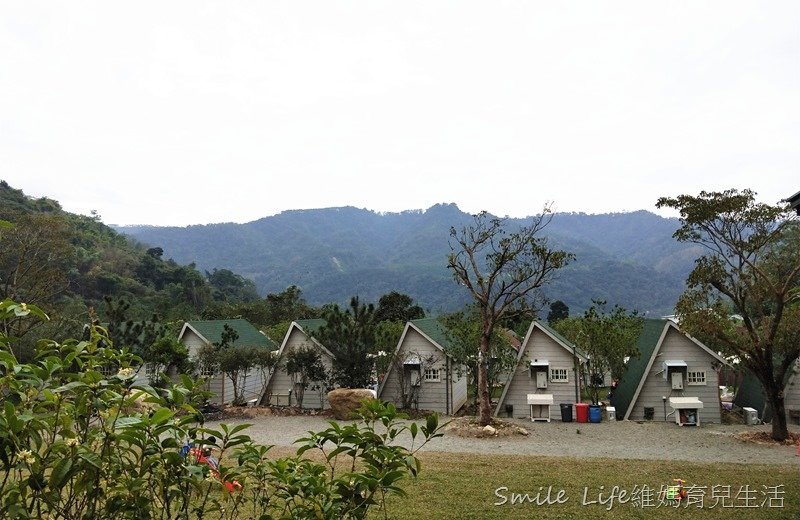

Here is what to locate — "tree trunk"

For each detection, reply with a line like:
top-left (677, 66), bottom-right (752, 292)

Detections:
top-left (477, 334), bottom-right (492, 426)
top-left (766, 384), bottom-right (788, 441)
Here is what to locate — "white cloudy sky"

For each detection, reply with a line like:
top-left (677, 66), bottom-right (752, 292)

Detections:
top-left (1, 1), bottom-right (797, 226)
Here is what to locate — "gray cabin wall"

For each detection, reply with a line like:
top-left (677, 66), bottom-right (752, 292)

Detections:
top-left (182, 329), bottom-right (223, 404)
top-left (627, 327), bottom-right (722, 423)
top-left (379, 328), bottom-right (452, 414)
top-left (267, 327), bottom-right (334, 409)
top-left (497, 327), bottom-right (580, 420)
top-left (451, 365), bottom-right (468, 414)
top-left (181, 329), bottom-right (266, 405)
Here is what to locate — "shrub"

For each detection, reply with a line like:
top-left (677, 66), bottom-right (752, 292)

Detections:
top-left (0, 299), bottom-right (442, 519)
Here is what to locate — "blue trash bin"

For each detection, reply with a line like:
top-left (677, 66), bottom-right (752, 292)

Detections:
top-left (588, 404), bottom-right (602, 423)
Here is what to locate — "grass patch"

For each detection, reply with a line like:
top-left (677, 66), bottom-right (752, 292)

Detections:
top-left (376, 451), bottom-right (799, 519)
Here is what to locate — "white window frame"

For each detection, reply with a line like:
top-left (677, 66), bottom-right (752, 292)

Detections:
top-left (423, 368), bottom-right (441, 382)
top-left (200, 364), bottom-right (216, 377)
top-left (145, 362), bottom-right (158, 379)
top-left (686, 371), bottom-right (706, 386)
top-left (549, 368), bottom-right (569, 383)
top-left (98, 364), bottom-right (116, 377)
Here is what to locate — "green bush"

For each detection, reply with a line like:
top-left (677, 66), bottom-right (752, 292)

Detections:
top-left (0, 299), bottom-right (443, 519)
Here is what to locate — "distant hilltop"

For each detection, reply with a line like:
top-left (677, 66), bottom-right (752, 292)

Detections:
top-left (118, 204), bottom-right (699, 316)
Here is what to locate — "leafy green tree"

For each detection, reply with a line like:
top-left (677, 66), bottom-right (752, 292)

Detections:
top-left (657, 189), bottom-right (800, 440)
top-left (204, 285), bottom-right (319, 330)
top-left (217, 347), bottom-right (255, 405)
top-left (374, 291), bottom-right (424, 323)
top-left (253, 347), bottom-right (281, 405)
top-left (439, 308), bottom-right (517, 407)
top-left (196, 324), bottom-right (258, 405)
top-left (553, 300), bottom-right (643, 405)
top-left (206, 268), bottom-right (259, 303)
top-left (140, 332), bottom-right (191, 385)
top-left (262, 284), bottom-right (315, 323)
top-left (448, 209), bottom-right (574, 425)
top-left (0, 214), bottom-right (74, 349)
top-left (102, 296), bottom-right (163, 354)
top-left (285, 346), bottom-right (328, 408)
top-left (316, 296), bottom-right (378, 389)
top-left (547, 300), bottom-right (570, 325)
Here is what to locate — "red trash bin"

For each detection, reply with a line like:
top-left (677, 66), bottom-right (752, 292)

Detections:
top-left (575, 403), bottom-right (589, 423)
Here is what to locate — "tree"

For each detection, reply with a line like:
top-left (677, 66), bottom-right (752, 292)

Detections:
top-left (439, 309), bottom-right (517, 408)
top-left (101, 296), bottom-right (192, 384)
top-left (206, 268), bottom-right (260, 303)
top-left (197, 324), bottom-right (255, 405)
top-left (373, 320), bottom-right (404, 384)
top-left (285, 346), bottom-right (328, 408)
top-left (657, 189), bottom-right (800, 441)
top-left (374, 291), bottom-right (424, 323)
top-left (262, 285), bottom-right (315, 324)
top-left (547, 300), bottom-right (569, 325)
top-left (0, 214), bottom-right (74, 348)
top-left (447, 209), bottom-right (574, 425)
top-left (553, 300), bottom-right (643, 405)
top-left (140, 332), bottom-right (191, 385)
top-left (315, 296), bottom-right (378, 389)
top-left (386, 349), bottom-right (442, 410)
top-left (102, 296), bottom-right (163, 355)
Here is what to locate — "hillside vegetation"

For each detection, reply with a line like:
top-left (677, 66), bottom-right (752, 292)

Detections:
top-left (119, 204), bottom-right (698, 316)
top-left (1, 180), bottom-right (698, 347)
top-left (0, 182), bottom-right (262, 353)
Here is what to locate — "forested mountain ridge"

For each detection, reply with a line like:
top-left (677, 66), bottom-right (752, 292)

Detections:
top-left (119, 203), bottom-right (699, 316)
top-left (0, 182), bottom-right (262, 350)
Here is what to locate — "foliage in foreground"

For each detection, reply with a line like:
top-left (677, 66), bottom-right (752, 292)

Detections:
top-left (0, 300), bottom-right (443, 519)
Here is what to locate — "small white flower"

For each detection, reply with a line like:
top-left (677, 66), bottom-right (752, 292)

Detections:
top-left (66, 438), bottom-right (79, 447)
top-left (116, 367), bottom-right (135, 379)
top-left (18, 449), bottom-right (35, 464)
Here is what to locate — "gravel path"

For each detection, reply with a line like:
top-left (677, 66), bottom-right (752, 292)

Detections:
top-left (206, 414), bottom-right (800, 466)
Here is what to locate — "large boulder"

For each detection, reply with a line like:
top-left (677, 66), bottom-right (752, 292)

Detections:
top-left (327, 388), bottom-right (377, 420)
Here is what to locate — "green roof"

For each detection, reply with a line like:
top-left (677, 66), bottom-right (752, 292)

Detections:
top-left (734, 370), bottom-right (769, 420)
top-left (185, 319), bottom-right (277, 350)
top-left (295, 318), bottom-right (327, 335)
top-left (611, 318), bottom-right (668, 418)
top-left (734, 363), bottom-right (795, 422)
top-left (410, 318), bottom-right (452, 350)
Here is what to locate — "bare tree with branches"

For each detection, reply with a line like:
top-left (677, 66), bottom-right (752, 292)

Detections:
top-left (447, 209), bottom-right (573, 426)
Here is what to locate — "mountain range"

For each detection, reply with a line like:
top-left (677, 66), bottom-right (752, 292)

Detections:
top-left (117, 204), bottom-right (702, 317)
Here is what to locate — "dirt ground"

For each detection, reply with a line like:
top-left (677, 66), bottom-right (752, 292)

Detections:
top-left (205, 406), bottom-right (800, 466)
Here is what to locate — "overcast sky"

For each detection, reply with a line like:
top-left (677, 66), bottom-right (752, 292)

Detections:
top-left (1, 2), bottom-right (797, 226)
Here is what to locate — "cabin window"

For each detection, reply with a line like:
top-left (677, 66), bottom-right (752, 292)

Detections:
top-left (200, 364), bottom-right (216, 377)
top-left (97, 364), bottom-right (117, 377)
top-left (550, 368), bottom-right (569, 383)
top-left (423, 368), bottom-right (441, 382)
top-left (145, 363), bottom-right (158, 379)
top-left (686, 371), bottom-right (706, 385)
